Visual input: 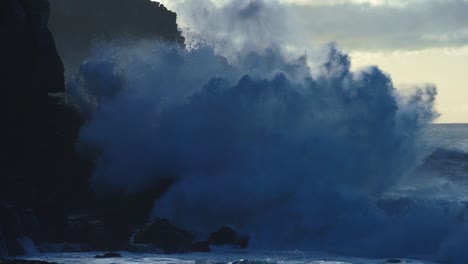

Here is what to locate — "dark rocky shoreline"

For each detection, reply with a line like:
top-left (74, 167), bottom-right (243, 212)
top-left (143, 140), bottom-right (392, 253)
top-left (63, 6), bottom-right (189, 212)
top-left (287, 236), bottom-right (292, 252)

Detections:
top-left (0, 0), bottom-right (192, 257)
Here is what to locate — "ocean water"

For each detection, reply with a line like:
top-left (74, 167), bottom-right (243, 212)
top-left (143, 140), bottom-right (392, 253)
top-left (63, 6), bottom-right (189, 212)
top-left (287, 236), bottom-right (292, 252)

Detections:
top-left (400, 123), bottom-right (468, 201)
top-left (25, 124), bottom-right (468, 264)
top-left (28, 250), bottom-right (437, 264)
top-left (428, 124), bottom-right (468, 153)
top-left (423, 124), bottom-right (468, 184)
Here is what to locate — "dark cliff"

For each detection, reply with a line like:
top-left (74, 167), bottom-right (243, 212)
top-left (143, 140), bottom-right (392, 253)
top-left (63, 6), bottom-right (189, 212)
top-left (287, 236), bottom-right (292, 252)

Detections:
top-left (48, 0), bottom-right (185, 77)
top-left (0, 0), bottom-right (185, 257)
top-left (0, 0), bottom-right (91, 256)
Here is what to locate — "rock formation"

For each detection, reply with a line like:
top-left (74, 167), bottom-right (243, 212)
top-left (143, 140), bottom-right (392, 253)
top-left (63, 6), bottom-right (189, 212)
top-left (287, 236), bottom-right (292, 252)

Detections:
top-left (0, 0), bottom-right (91, 256)
top-left (48, 0), bottom-right (185, 77)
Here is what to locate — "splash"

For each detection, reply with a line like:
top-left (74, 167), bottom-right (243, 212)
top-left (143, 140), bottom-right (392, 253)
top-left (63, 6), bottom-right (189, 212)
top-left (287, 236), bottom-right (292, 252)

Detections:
top-left (68, 0), bottom-right (468, 263)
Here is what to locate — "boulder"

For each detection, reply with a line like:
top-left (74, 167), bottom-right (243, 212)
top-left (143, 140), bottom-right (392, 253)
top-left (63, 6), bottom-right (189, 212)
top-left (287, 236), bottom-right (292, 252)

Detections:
top-left (133, 219), bottom-right (194, 253)
top-left (208, 226), bottom-right (249, 249)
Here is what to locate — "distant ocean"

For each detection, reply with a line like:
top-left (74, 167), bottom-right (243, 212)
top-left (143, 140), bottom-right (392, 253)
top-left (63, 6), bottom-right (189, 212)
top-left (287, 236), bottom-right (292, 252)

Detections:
top-left (428, 124), bottom-right (468, 153)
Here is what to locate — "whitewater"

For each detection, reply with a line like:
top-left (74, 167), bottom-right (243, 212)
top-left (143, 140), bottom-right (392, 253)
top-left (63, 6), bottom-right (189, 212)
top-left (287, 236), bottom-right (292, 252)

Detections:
top-left (20, 125), bottom-right (468, 264)
top-left (26, 249), bottom-right (440, 264)
top-left (28, 0), bottom-right (468, 263)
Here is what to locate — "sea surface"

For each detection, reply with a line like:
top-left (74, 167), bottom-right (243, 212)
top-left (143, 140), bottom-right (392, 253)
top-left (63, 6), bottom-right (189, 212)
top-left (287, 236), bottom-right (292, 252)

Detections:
top-left (427, 124), bottom-right (468, 153)
top-left (26, 250), bottom-right (437, 264)
top-left (25, 124), bottom-right (468, 264)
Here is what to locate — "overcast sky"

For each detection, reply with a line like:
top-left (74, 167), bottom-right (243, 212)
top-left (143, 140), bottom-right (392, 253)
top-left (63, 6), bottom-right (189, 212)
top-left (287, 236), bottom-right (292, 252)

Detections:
top-left (158, 0), bottom-right (468, 123)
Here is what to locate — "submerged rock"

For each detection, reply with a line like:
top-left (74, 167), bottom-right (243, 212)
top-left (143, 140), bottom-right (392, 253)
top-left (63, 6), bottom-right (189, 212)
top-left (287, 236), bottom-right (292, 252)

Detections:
top-left (133, 218), bottom-right (194, 253)
top-left (208, 226), bottom-right (249, 249)
top-left (190, 241), bottom-right (210, 253)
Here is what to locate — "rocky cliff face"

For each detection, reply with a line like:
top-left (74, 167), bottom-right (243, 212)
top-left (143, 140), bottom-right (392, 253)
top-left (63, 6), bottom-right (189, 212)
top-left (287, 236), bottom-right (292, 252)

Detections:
top-left (48, 0), bottom-right (185, 77)
top-left (0, 0), bottom-right (186, 257)
top-left (1, 0), bottom-right (64, 98)
top-left (1, 0), bottom-right (68, 203)
top-left (0, 0), bottom-right (91, 257)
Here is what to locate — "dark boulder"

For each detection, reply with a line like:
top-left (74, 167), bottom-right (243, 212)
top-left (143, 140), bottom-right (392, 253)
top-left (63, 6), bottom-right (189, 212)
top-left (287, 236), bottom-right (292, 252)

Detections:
top-left (208, 226), bottom-right (249, 249)
top-left (94, 252), bottom-right (122, 259)
top-left (133, 219), bottom-right (194, 253)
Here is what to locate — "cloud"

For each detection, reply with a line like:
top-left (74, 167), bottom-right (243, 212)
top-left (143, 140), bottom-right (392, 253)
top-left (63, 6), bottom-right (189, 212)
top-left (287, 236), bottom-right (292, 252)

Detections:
top-left (159, 0), bottom-right (468, 52)
top-left (288, 0), bottom-right (468, 51)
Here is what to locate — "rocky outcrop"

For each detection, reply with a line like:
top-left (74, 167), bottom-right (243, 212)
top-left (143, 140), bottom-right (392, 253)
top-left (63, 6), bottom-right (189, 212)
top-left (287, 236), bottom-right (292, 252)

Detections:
top-left (0, 204), bottom-right (27, 256)
top-left (0, 204), bottom-right (45, 256)
top-left (133, 219), bottom-right (194, 253)
top-left (132, 220), bottom-right (249, 254)
top-left (48, 0), bottom-right (185, 77)
top-left (1, 0), bottom-right (64, 98)
top-left (1, 0), bottom-right (93, 255)
top-left (208, 226), bottom-right (249, 249)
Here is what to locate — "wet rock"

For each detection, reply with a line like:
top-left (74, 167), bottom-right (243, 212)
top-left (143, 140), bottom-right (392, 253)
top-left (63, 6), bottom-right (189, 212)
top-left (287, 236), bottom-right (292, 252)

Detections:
top-left (1, 0), bottom-right (90, 224)
top-left (64, 215), bottom-right (116, 251)
top-left (208, 226), bottom-right (249, 249)
top-left (190, 241), bottom-right (210, 253)
top-left (94, 252), bottom-right (122, 258)
top-left (133, 218), bottom-right (194, 253)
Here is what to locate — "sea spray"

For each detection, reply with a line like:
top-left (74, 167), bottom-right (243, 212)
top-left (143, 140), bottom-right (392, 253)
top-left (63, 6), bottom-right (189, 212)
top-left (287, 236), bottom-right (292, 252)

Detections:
top-left (66, 0), bottom-right (468, 262)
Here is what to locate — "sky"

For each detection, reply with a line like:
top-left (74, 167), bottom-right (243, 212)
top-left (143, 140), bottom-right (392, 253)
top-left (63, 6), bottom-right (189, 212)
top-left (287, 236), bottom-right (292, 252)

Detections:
top-left (157, 0), bottom-right (468, 123)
